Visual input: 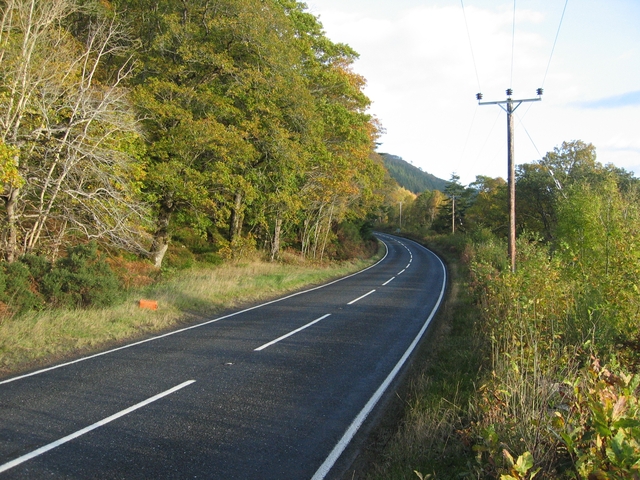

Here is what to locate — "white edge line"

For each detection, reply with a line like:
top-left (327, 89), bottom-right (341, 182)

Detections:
top-left (254, 314), bottom-right (331, 351)
top-left (346, 289), bottom-right (376, 305)
top-left (0, 380), bottom-right (196, 474)
top-left (311, 239), bottom-right (447, 480)
top-left (381, 277), bottom-right (395, 286)
top-left (0, 241), bottom-right (390, 386)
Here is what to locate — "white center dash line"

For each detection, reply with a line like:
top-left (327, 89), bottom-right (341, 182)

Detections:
top-left (397, 269), bottom-right (406, 275)
top-left (382, 277), bottom-right (395, 286)
top-left (0, 380), bottom-right (196, 474)
top-left (254, 314), bottom-right (331, 351)
top-left (347, 290), bottom-right (376, 305)
top-left (406, 263), bottom-right (411, 268)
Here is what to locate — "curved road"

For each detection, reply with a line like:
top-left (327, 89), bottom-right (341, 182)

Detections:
top-left (0, 234), bottom-right (446, 479)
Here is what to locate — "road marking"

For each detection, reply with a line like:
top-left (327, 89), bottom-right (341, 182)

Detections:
top-left (311, 241), bottom-right (447, 480)
top-left (254, 314), bottom-right (331, 351)
top-left (347, 290), bottom-right (376, 305)
top-left (397, 269), bottom-right (406, 275)
top-left (0, 241), bottom-right (390, 387)
top-left (0, 380), bottom-right (196, 474)
top-left (406, 263), bottom-right (411, 268)
top-left (382, 277), bottom-right (395, 286)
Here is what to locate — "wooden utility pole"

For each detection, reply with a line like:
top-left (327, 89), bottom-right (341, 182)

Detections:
top-left (451, 195), bottom-right (455, 234)
top-left (477, 88), bottom-right (542, 272)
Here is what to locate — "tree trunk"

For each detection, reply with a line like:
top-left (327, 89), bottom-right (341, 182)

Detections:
top-left (151, 207), bottom-right (171, 268)
top-left (229, 191), bottom-right (243, 243)
top-left (319, 204), bottom-right (334, 262)
top-left (270, 215), bottom-right (282, 261)
top-left (3, 186), bottom-right (20, 262)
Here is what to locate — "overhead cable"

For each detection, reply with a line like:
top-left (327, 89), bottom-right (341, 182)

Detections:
top-left (460, 0), bottom-right (482, 92)
top-left (510, 0), bottom-right (516, 88)
top-left (541, 0), bottom-right (569, 88)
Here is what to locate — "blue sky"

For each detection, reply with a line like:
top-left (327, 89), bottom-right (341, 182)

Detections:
top-left (306, 0), bottom-right (640, 184)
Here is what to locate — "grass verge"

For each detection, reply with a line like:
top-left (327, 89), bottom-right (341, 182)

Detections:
top-left (349, 235), bottom-right (484, 479)
top-left (0, 250), bottom-right (383, 379)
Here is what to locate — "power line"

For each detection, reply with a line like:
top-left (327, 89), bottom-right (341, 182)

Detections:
top-left (516, 111), bottom-right (565, 193)
top-left (542, 0), bottom-right (569, 88)
top-left (515, 111), bottom-right (542, 158)
top-left (460, 0), bottom-right (482, 92)
top-left (517, 1), bottom-right (569, 120)
top-left (510, 0), bottom-right (516, 88)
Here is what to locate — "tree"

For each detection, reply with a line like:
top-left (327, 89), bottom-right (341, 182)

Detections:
top-left (279, 0), bottom-right (383, 259)
top-left (556, 176), bottom-right (640, 338)
top-left (465, 176), bottom-right (508, 235)
top-left (433, 173), bottom-right (469, 233)
top-left (516, 140), bottom-right (632, 243)
top-left (404, 189), bottom-right (445, 232)
top-left (0, 0), bottom-right (149, 262)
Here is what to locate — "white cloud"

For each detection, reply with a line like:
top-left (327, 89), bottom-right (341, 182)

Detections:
top-left (308, 1), bottom-right (640, 184)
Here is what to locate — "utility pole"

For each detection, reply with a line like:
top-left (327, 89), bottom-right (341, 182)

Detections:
top-left (398, 201), bottom-right (403, 230)
top-left (477, 88), bottom-right (542, 272)
top-left (451, 195), bottom-right (455, 234)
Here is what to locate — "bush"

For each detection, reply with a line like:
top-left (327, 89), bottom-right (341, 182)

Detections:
top-left (332, 220), bottom-right (378, 260)
top-left (163, 244), bottom-right (196, 270)
top-left (2, 261), bottom-right (45, 313)
top-left (197, 252), bottom-right (223, 266)
top-left (41, 242), bottom-right (121, 308)
top-left (18, 254), bottom-right (52, 282)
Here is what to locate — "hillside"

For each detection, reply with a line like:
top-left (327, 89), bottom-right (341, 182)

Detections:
top-left (379, 153), bottom-right (448, 193)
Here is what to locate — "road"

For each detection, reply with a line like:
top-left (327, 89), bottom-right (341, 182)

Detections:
top-left (0, 234), bottom-right (446, 479)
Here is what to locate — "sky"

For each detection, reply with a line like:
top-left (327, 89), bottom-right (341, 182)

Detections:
top-left (305, 0), bottom-right (640, 185)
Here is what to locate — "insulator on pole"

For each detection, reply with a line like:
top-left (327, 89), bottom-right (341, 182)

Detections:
top-left (476, 93), bottom-right (483, 100)
top-left (537, 88), bottom-right (544, 96)
top-left (506, 88), bottom-right (513, 96)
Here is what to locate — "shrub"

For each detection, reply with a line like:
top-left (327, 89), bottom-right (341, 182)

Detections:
top-left (163, 244), bottom-right (196, 270)
top-left (555, 357), bottom-right (640, 479)
top-left (332, 220), bottom-right (378, 260)
top-left (2, 260), bottom-right (45, 313)
top-left (18, 254), bottom-right (52, 282)
top-left (41, 242), bottom-right (121, 308)
top-left (197, 252), bottom-right (223, 266)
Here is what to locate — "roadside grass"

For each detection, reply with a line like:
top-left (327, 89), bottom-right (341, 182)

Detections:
top-left (0, 250), bottom-right (383, 378)
top-left (362, 234), bottom-right (485, 479)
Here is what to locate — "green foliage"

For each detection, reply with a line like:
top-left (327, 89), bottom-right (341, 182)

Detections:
top-left (19, 254), bottom-right (52, 283)
top-left (115, 0), bottom-right (383, 265)
top-left (197, 252), bottom-right (224, 266)
top-left (41, 242), bottom-right (121, 309)
top-left (163, 245), bottom-right (196, 271)
top-left (501, 451), bottom-right (540, 480)
top-left (2, 261), bottom-right (44, 313)
top-left (0, 140), bottom-right (22, 188)
top-left (555, 358), bottom-right (640, 479)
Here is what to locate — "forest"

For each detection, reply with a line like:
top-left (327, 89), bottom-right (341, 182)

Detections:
top-left (379, 153), bottom-right (448, 194)
top-left (0, 0), bottom-right (385, 271)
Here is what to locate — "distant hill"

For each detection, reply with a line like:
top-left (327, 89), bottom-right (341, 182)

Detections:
top-left (379, 153), bottom-right (448, 193)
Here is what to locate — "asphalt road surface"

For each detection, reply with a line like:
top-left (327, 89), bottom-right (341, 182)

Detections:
top-left (0, 234), bottom-right (446, 479)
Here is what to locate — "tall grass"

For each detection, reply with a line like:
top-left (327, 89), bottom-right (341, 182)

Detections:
top-left (0, 252), bottom-right (381, 377)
